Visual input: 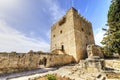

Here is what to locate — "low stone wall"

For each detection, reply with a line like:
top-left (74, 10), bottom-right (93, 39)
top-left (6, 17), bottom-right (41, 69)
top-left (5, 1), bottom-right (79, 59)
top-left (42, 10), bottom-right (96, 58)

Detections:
top-left (0, 52), bottom-right (75, 74)
top-left (46, 54), bottom-right (75, 67)
top-left (105, 59), bottom-right (120, 70)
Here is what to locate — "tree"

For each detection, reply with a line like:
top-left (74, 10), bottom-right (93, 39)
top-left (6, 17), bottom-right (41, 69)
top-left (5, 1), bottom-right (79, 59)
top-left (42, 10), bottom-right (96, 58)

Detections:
top-left (101, 0), bottom-right (120, 56)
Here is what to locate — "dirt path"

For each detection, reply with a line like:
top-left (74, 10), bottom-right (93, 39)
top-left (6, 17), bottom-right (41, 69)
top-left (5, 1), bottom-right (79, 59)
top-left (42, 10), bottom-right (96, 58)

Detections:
top-left (0, 68), bottom-right (57, 80)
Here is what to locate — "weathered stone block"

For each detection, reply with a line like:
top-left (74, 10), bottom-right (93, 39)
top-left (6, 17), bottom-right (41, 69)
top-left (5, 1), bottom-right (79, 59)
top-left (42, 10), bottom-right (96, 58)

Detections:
top-left (87, 44), bottom-right (104, 58)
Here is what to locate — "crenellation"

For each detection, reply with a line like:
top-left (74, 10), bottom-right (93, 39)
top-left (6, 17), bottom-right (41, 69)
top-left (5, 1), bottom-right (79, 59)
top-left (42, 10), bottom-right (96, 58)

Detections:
top-left (76, 12), bottom-right (91, 25)
top-left (80, 16), bottom-right (90, 25)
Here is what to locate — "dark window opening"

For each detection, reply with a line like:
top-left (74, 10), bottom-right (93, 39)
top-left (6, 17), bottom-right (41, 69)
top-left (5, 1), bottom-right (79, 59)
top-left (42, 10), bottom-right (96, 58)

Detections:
top-left (59, 17), bottom-right (66, 26)
top-left (53, 35), bottom-right (55, 37)
top-left (89, 32), bottom-right (91, 35)
top-left (61, 45), bottom-right (64, 51)
top-left (60, 30), bottom-right (62, 34)
top-left (82, 28), bottom-right (84, 31)
top-left (43, 57), bottom-right (47, 66)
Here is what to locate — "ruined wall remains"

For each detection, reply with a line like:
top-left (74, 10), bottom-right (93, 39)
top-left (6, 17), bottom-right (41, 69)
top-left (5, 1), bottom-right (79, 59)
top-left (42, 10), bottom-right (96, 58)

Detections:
top-left (51, 7), bottom-right (95, 62)
top-left (87, 44), bottom-right (104, 58)
top-left (0, 52), bottom-right (74, 74)
top-left (105, 60), bottom-right (120, 71)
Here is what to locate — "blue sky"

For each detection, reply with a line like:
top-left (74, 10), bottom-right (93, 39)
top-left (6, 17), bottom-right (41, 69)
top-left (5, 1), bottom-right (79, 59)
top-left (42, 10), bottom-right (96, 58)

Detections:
top-left (0, 0), bottom-right (111, 52)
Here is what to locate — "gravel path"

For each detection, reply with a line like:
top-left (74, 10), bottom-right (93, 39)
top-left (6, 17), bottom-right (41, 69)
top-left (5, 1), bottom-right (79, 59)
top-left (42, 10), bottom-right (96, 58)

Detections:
top-left (0, 68), bottom-right (57, 80)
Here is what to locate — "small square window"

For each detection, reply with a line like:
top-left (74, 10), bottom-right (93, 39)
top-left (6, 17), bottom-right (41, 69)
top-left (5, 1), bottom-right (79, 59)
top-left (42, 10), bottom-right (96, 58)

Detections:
top-left (60, 30), bottom-right (62, 34)
top-left (53, 35), bottom-right (55, 37)
top-left (89, 32), bottom-right (91, 35)
top-left (82, 28), bottom-right (84, 31)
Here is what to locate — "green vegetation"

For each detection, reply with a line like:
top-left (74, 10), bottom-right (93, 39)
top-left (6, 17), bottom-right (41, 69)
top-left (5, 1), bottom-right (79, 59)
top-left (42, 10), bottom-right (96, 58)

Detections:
top-left (47, 74), bottom-right (56, 80)
top-left (101, 0), bottom-right (120, 56)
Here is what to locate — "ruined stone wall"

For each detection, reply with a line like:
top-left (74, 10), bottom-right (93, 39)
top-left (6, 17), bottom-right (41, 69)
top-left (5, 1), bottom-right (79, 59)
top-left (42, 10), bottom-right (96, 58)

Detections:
top-left (46, 54), bottom-right (75, 67)
top-left (0, 52), bottom-right (74, 74)
top-left (105, 60), bottom-right (120, 70)
top-left (87, 44), bottom-right (104, 58)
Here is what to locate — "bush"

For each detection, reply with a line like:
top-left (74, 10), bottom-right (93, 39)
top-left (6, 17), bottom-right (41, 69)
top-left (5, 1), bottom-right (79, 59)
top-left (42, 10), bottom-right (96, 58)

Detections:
top-left (47, 74), bottom-right (56, 80)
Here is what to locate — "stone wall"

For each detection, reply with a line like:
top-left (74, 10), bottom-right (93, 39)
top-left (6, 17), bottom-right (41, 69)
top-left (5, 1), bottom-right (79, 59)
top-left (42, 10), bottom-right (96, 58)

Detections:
top-left (87, 44), bottom-right (104, 58)
top-left (51, 8), bottom-right (77, 61)
top-left (73, 8), bottom-right (95, 61)
top-left (105, 60), bottom-right (120, 70)
top-left (0, 52), bottom-right (75, 74)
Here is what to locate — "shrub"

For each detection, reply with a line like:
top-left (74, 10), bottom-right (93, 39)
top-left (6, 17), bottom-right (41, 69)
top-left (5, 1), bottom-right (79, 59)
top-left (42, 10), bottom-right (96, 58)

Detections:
top-left (47, 74), bottom-right (56, 80)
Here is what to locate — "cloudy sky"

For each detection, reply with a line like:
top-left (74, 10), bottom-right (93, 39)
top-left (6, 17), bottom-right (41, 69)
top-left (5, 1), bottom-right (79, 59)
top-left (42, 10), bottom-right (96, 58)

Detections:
top-left (0, 0), bottom-right (111, 53)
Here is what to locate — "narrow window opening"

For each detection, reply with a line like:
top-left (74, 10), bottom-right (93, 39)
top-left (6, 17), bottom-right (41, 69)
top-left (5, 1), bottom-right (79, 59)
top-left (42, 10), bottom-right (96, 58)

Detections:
top-left (89, 32), bottom-right (91, 35)
top-left (53, 35), bottom-right (55, 37)
top-left (61, 45), bottom-right (64, 51)
top-left (82, 28), bottom-right (84, 31)
top-left (60, 30), bottom-right (62, 34)
top-left (43, 57), bottom-right (47, 66)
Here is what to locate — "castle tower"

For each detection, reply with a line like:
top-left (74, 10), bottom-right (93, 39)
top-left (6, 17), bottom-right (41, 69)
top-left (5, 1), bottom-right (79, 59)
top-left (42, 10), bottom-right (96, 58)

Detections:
top-left (51, 7), bottom-right (95, 62)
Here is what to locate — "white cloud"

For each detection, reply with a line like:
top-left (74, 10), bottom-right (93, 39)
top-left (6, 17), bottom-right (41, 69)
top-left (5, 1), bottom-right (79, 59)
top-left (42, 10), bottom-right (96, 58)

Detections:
top-left (94, 28), bottom-right (105, 46)
top-left (0, 0), bottom-right (22, 12)
top-left (0, 0), bottom-right (23, 22)
top-left (85, 5), bottom-right (88, 14)
top-left (0, 0), bottom-right (66, 53)
top-left (46, 30), bottom-right (51, 39)
top-left (47, 0), bottom-right (65, 22)
top-left (0, 20), bottom-right (50, 52)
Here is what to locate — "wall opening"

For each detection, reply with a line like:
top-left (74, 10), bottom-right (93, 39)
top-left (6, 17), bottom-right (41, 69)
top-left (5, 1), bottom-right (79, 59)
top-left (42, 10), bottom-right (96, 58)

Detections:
top-left (39, 57), bottom-right (47, 66)
top-left (60, 30), bottom-right (62, 34)
top-left (59, 17), bottom-right (66, 26)
top-left (89, 32), bottom-right (91, 35)
top-left (82, 28), bottom-right (84, 31)
top-left (61, 45), bottom-right (64, 51)
top-left (53, 35), bottom-right (55, 38)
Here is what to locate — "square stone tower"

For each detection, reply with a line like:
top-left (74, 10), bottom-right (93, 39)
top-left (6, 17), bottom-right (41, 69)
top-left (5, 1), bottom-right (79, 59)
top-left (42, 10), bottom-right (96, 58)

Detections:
top-left (51, 7), bottom-right (95, 62)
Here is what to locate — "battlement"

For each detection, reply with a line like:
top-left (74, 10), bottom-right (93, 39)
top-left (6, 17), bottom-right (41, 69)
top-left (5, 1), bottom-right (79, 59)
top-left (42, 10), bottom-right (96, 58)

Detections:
top-left (80, 15), bottom-right (91, 24)
top-left (67, 7), bottom-right (91, 25)
top-left (51, 7), bottom-right (91, 31)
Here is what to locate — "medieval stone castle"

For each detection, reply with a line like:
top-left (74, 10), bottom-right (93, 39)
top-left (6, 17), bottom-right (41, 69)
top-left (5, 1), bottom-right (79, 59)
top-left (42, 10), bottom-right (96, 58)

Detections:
top-left (0, 7), bottom-right (120, 77)
top-left (0, 7), bottom-right (96, 74)
top-left (51, 7), bottom-right (94, 62)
